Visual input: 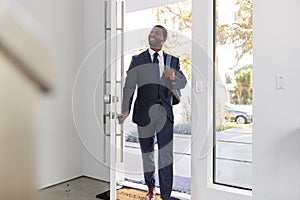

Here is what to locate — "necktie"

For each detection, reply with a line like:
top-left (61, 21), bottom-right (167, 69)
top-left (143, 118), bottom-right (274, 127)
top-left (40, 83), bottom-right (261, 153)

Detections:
top-left (153, 52), bottom-right (160, 79)
top-left (153, 52), bottom-right (159, 64)
top-left (153, 52), bottom-right (162, 101)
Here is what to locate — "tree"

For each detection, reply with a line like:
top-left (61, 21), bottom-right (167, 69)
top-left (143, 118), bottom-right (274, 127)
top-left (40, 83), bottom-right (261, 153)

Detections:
top-left (154, 0), bottom-right (253, 70)
top-left (216, 0), bottom-right (253, 66)
top-left (232, 68), bottom-right (252, 104)
top-left (153, 1), bottom-right (192, 80)
top-left (225, 73), bottom-right (232, 84)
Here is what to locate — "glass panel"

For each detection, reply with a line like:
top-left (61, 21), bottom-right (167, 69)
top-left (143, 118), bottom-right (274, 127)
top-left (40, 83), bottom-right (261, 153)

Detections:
top-left (214, 0), bottom-right (253, 190)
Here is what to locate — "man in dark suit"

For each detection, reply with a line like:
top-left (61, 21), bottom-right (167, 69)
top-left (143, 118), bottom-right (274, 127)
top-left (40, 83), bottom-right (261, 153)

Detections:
top-left (118, 25), bottom-right (187, 200)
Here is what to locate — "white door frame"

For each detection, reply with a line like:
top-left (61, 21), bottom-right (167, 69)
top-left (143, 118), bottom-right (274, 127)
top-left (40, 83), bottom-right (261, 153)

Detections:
top-left (109, 0), bottom-right (118, 199)
top-left (191, 0), bottom-right (252, 199)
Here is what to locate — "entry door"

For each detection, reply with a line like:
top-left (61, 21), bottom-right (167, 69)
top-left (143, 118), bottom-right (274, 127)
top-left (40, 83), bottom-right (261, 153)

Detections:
top-left (103, 0), bottom-right (125, 199)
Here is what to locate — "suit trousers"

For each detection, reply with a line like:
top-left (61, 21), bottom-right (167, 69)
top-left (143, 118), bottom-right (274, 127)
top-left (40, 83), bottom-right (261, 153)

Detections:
top-left (137, 104), bottom-right (174, 200)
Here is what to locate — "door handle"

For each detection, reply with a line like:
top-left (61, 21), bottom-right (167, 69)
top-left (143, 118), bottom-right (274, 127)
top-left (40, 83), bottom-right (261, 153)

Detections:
top-left (104, 94), bottom-right (119, 104)
top-left (104, 94), bottom-right (111, 104)
top-left (103, 112), bottom-right (122, 122)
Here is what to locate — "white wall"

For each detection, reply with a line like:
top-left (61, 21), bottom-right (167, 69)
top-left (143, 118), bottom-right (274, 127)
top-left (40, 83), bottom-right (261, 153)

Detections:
top-left (253, 0), bottom-right (300, 199)
top-left (14, 0), bottom-right (85, 188)
top-left (14, 0), bottom-right (111, 188)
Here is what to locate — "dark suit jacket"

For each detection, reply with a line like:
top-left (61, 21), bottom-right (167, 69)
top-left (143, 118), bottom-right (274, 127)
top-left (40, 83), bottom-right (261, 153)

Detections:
top-left (122, 49), bottom-right (187, 126)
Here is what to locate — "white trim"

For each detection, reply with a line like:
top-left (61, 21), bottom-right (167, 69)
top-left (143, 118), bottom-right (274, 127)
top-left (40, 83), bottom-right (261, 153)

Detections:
top-left (109, 0), bottom-right (118, 199)
top-left (208, 184), bottom-right (252, 197)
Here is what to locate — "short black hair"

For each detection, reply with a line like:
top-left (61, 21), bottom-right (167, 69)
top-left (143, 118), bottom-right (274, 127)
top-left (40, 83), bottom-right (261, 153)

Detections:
top-left (154, 25), bottom-right (168, 40)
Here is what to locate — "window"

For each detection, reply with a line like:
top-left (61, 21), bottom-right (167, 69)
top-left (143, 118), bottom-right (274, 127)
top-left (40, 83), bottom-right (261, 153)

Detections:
top-left (213, 0), bottom-right (253, 190)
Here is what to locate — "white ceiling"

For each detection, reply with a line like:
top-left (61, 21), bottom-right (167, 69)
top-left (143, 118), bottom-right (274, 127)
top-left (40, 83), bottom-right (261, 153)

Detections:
top-left (125, 0), bottom-right (183, 13)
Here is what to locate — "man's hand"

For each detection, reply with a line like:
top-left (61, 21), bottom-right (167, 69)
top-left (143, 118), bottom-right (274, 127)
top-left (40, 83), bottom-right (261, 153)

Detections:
top-left (118, 111), bottom-right (129, 124)
top-left (163, 69), bottom-right (175, 81)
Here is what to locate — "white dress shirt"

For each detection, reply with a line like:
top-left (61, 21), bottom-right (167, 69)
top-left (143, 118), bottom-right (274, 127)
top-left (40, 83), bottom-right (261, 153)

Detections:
top-left (149, 48), bottom-right (164, 77)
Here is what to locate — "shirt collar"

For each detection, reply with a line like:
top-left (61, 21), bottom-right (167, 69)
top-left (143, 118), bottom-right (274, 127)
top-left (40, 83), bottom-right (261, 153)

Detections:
top-left (148, 48), bottom-right (164, 58)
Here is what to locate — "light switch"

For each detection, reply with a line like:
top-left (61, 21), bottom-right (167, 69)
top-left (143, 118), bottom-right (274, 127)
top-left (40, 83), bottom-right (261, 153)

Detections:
top-left (276, 76), bottom-right (285, 89)
top-left (195, 81), bottom-right (203, 93)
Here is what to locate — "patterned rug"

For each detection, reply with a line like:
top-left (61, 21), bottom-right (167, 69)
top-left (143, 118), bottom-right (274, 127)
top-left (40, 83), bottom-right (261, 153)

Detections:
top-left (96, 187), bottom-right (180, 200)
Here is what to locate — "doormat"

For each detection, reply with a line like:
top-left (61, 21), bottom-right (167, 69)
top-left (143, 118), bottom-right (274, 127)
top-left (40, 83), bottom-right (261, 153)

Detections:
top-left (96, 187), bottom-right (180, 200)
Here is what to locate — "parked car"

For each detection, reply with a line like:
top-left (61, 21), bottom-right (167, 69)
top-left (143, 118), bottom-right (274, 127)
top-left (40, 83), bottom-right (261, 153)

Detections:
top-left (125, 131), bottom-right (138, 143)
top-left (225, 103), bottom-right (252, 124)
